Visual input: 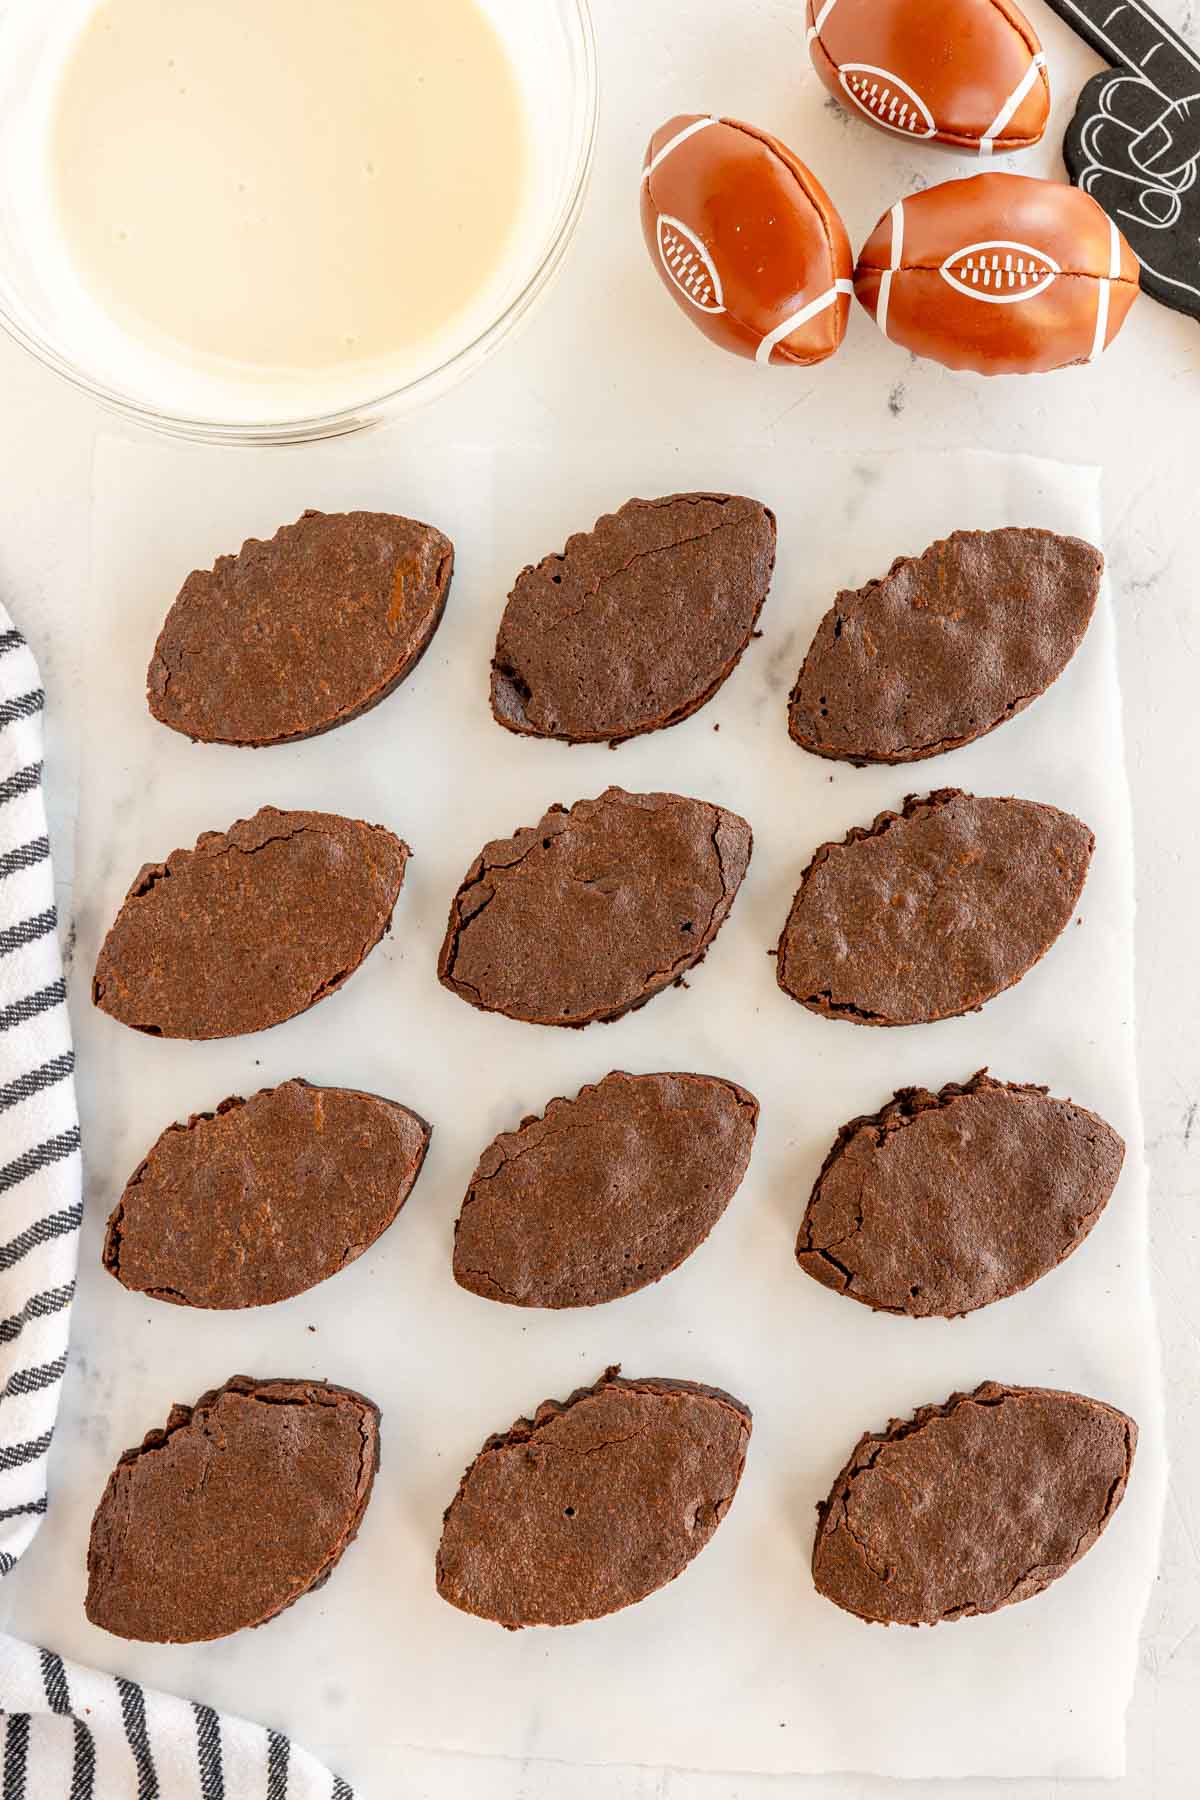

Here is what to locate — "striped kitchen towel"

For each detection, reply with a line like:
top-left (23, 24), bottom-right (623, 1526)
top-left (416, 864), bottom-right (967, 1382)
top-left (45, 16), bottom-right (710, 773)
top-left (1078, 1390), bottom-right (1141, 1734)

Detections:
top-left (0, 609), bottom-right (356, 1797)
top-left (0, 620), bottom-right (78, 1575)
top-left (0, 1640), bottom-right (354, 1800)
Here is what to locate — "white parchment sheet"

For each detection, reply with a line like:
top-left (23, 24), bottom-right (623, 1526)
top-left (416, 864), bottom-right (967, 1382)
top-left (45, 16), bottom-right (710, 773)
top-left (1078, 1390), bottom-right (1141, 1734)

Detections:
top-left (7, 439), bottom-right (1164, 1784)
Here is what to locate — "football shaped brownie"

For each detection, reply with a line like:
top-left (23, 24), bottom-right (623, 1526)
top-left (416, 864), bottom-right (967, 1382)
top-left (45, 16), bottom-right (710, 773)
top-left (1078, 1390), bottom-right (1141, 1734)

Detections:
top-left (854, 173), bottom-right (1139, 373)
top-left (807, 0), bottom-right (1050, 154)
top-left (640, 114), bottom-right (852, 365)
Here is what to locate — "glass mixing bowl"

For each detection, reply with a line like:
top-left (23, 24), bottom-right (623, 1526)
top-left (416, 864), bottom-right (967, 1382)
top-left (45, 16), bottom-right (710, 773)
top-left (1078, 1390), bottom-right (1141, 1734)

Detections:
top-left (0, 0), bottom-right (597, 443)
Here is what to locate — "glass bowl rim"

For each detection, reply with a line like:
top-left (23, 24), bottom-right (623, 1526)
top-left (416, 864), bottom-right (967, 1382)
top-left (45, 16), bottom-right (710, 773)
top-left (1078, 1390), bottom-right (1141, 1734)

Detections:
top-left (0, 0), bottom-right (599, 445)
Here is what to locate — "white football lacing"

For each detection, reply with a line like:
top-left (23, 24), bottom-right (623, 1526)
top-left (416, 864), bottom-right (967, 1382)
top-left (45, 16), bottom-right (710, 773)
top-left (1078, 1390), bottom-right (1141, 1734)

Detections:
top-left (845, 72), bottom-right (923, 132)
top-left (952, 252), bottom-right (1051, 289)
top-left (660, 225), bottom-right (716, 307)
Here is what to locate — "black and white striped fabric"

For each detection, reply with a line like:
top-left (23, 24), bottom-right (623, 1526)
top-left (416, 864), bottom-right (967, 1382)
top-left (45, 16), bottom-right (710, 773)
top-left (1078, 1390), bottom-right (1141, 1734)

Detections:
top-left (0, 1641), bottom-right (354, 1800)
top-left (0, 611), bottom-right (355, 1798)
top-left (0, 620), bottom-right (77, 1575)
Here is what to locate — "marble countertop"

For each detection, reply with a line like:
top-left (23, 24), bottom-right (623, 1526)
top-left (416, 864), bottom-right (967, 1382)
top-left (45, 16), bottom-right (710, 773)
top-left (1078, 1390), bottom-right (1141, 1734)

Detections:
top-left (1, 0), bottom-right (1198, 1794)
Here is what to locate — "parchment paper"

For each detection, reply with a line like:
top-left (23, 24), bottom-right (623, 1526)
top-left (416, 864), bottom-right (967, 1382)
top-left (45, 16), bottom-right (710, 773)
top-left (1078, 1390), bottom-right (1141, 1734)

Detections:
top-left (3, 438), bottom-right (1164, 1785)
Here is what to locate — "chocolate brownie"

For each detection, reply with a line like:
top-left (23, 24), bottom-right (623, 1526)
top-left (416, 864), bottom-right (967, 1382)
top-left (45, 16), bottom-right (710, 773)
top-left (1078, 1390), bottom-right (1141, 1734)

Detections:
top-left (437, 1367), bottom-right (751, 1628)
top-left (491, 493), bottom-right (776, 745)
top-left (789, 528), bottom-right (1103, 764)
top-left (148, 509), bottom-right (454, 746)
top-left (775, 789), bottom-right (1093, 1026)
top-left (797, 1071), bottom-right (1124, 1317)
top-left (438, 787), bottom-right (752, 1027)
top-left (86, 1375), bottom-right (380, 1643)
top-left (454, 1070), bottom-right (758, 1308)
top-left (813, 1381), bottom-right (1136, 1626)
top-left (104, 1079), bottom-right (431, 1309)
top-left (93, 806), bottom-right (408, 1039)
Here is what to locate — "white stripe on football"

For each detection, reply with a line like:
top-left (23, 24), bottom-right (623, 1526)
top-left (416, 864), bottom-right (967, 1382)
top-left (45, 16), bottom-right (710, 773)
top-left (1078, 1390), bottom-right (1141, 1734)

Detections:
top-left (940, 240), bottom-right (1059, 304)
top-left (838, 65), bottom-right (936, 138)
top-left (656, 214), bottom-right (725, 313)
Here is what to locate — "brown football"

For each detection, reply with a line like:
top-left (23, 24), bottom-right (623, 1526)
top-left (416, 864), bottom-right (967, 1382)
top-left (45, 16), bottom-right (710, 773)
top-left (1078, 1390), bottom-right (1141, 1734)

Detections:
top-left (775, 789), bottom-right (1094, 1027)
top-left (796, 1072), bottom-right (1125, 1317)
top-left (813, 1382), bottom-right (1136, 1626)
top-left (854, 173), bottom-right (1139, 374)
top-left (437, 1369), bottom-right (752, 1628)
top-left (147, 510), bottom-right (454, 747)
top-left (86, 1376), bottom-right (380, 1643)
top-left (93, 807), bottom-right (408, 1040)
top-left (104, 1080), bottom-right (432, 1309)
top-left (454, 1071), bottom-right (759, 1309)
top-left (640, 114), bottom-right (852, 366)
top-left (807, 0), bottom-right (1049, 154)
